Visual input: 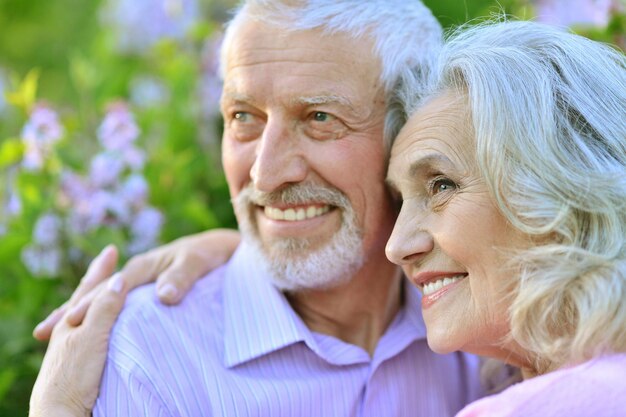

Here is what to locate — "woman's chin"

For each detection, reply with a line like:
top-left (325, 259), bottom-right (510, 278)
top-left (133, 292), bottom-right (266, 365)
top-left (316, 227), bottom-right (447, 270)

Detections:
top-left (426, 334), bottom-right (461, 355)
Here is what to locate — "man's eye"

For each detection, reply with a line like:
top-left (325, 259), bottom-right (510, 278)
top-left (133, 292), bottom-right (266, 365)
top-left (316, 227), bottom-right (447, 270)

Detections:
top-left (305, 111), bottom-right (345, 141)
top-left (313, 111), bottom-right (330, 122)
top-left (234, 112), bottom-right (249, 122)
top-left (228, 111), bottom-right (263, 142)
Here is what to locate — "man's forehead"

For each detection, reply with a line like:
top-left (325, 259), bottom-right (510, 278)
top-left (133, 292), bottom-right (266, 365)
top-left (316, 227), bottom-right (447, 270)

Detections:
top-left (224, 18), bottom-right (382, 78)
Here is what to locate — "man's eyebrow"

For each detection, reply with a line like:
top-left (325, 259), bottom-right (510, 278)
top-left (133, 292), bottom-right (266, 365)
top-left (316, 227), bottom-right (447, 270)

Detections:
top-left (221, 91), bottom-right (253, 103)
top-left (292, 95), bottom-right (356, 111)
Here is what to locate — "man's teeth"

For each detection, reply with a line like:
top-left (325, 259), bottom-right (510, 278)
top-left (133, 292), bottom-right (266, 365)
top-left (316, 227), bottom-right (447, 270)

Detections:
top-left (422, 275), bottom-right (466, 296)
top-left (264, 205), bottom-right (330, 221)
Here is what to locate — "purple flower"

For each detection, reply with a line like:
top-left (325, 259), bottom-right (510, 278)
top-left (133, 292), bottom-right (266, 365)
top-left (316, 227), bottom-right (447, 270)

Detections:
top-left (22, 143), bottom-right (45, 171)
top-left (67, 210), bottom-right (90, 235)
top-left (90, 152), bottom-right (125, 188)
top-left (6, 190), bottom-right (22, 217)
top-left (97, 102), bottom-right (140, 151)
top-left (0, 173), bottom-right (21, 236)
top-left (21, 245), bottom-right (62, 278)
top-left (33, 213), bottom-right (62, 246)
top-left (121, 174), bottom-right (149, 208)
top-left (534, 0), bottom-right (620, 28)
top-left (199, 33), bottom-right (224, 118)
top-left (20, 104), bottom-right (64, 171)
top-left (131, 206), bottom-right (163, 239)
top-left (127, 235), bottom-right (158, 255)
top-left (87, 190), bottom-right (116, 228)
top-left (67, 190), bottom-right (111, 234)
top-left (121, 145), bottom-right (146, 171)
top-left (60, 170), bottom-right (91, 202)
top-left (107, 190), bottom-right (133, 224)
top-left (127, 206), bottom-right (163, 255)
top-left (21, 104), bottom-right (64, 146)
top-left (0, 69), bottom-right (7, 115)
top-left (130, 76), bottom-right (170, 109)
top-left (102, 0), bottom-right (199, 53)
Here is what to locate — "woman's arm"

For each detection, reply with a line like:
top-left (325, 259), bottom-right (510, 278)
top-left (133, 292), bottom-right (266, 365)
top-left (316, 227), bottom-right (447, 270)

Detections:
top-left (33, 229), bottom-right (241, 340)
top-left (29, 229), bottom-right (240, 416)
top-left (29, 247), bottom-right (126, 417)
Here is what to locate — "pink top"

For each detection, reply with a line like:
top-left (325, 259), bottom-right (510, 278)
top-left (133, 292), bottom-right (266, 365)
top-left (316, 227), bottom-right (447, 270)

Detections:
top-left (457, 353), bottom-right (626, 417)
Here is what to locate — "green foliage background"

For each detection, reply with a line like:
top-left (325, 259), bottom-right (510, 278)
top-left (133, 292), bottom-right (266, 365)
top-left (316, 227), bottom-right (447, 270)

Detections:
top-left (0, 0), bottom-right (623, 415)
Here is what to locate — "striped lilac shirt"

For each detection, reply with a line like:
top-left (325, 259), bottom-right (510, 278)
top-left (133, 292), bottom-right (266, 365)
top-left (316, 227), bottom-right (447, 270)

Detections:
top-left (94, 243), bottom-right (484, 416)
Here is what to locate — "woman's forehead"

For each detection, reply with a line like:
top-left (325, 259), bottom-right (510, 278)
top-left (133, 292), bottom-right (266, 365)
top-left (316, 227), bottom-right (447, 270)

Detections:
top-left (393, 93), bottom-right (470, 155)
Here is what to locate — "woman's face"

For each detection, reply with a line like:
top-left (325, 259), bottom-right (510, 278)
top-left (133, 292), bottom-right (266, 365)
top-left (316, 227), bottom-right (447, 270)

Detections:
top-left (385, 92), bottom-right (531, 365)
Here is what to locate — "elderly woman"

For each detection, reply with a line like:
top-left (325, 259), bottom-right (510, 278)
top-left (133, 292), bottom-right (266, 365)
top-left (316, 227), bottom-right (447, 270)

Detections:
top-left (31, 20), bottom-right (625, 417)
top-left (385, 20), bottom-right (626, 415)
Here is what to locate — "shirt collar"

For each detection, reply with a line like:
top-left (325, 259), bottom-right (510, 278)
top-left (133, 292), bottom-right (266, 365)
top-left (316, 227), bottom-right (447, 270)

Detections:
top-left (222, 242), bottom-right (427, 367)
top-left (368, 280), bottom-right (427, 366)
top-left (223, 242), bottom-right (312, 367)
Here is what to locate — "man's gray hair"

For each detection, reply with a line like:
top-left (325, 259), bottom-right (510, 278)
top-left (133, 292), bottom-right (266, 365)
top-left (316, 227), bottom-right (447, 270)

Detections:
top-left (402, 20), bottom-right (626, 372)
top-left (220, 0), bottom-right (443, 150)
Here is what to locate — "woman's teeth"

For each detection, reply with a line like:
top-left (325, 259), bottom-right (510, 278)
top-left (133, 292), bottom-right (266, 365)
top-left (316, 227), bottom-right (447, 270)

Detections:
top-left (264, 205), bottom-right (330, 221)
top-left (422, 275), bottom-right (465, 296)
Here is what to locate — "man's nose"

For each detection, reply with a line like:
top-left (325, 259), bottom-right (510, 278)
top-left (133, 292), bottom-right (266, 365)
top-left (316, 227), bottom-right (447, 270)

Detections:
top-left (250, 119), bottom-right (308, 192)
top-left (385, 204), bottom-right (434, 266)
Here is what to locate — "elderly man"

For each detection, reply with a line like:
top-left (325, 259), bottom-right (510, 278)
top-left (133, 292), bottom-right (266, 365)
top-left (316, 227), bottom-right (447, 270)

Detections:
top-left (31, 1), bottom-right (483, 416)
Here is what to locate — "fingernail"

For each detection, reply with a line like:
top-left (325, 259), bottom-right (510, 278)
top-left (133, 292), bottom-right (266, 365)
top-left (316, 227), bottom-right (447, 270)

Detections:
top-left (158, 284), bottom-right (178, 301)
top-left (33, 321), bottom-right (45, 335)
top-left (34, 309), bottom-right (58, 331)
top-left (102, 244), bottom-right (115, 257)
top-left (107, 272), bottom-right (124, 293)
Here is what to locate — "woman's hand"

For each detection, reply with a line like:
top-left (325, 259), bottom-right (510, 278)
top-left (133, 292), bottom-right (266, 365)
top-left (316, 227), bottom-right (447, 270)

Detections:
top-left (29, 229), bottom-right (241, 416)
top-left (29, 247), bottom-right (126, 417)
top-left (33, 229), bottom-right (241, 341)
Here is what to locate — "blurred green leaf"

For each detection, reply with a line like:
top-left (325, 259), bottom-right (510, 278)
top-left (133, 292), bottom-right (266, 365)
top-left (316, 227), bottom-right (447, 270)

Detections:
top-left (69, 54), bottom-right (102, 92)
top-left (0, 368), bottom-right (17, 404)
top-left (182, 197), bottom-right (220, 230)
top-left (0, 138), bottom-right (24, 167)
top-left (5, 68), bottom-right (39, 112)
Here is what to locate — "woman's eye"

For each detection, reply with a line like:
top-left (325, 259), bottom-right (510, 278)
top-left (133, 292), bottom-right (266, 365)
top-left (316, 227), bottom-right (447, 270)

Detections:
top-left (430, 178), bottom-right (457, 195)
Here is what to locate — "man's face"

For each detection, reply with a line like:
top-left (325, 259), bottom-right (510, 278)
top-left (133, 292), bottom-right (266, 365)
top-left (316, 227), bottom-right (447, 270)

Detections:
top-left (221, 19), bottom-right (396, 290)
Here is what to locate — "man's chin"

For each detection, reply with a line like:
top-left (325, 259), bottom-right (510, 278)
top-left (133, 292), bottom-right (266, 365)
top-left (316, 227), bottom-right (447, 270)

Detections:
top-left (244, 233), bottom-right (364, 292)
top-left (262, 236), bottom-right (323, 254)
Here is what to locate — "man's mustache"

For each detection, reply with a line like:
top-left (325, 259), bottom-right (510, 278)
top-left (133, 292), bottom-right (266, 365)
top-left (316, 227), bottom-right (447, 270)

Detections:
top-left (235, 183), bottom-right (351, 209)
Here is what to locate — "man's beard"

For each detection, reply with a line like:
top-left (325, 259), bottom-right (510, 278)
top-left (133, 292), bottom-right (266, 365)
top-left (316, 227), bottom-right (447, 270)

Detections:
top-left (233, 182), bottom-right (365, 291)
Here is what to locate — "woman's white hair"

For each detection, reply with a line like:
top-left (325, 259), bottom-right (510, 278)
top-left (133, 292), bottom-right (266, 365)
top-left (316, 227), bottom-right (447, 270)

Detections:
top-left (219, 0), bottom-right (443, 150)
top-left (403, 20), bottom-right (626, 372)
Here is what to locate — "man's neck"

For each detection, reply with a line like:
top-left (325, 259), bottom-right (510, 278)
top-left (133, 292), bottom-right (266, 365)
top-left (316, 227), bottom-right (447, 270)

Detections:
top-left (286, 260), bottom-right (404, 356)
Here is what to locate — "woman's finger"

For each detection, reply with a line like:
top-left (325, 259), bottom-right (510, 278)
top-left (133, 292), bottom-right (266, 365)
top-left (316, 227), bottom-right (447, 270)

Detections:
top-left (32, 245), bottom-right (119, 341)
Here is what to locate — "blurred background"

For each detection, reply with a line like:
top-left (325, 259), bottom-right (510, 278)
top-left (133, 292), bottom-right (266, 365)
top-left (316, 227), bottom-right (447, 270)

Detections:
top-left (0, 0), bottom-right (624, 414)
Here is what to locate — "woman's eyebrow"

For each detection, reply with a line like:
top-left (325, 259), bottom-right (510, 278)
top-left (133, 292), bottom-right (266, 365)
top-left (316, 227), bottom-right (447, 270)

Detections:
top-left (386, 153), bottom-right (454, 192)
top-left (408, 153), bottom-right (454, 177)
